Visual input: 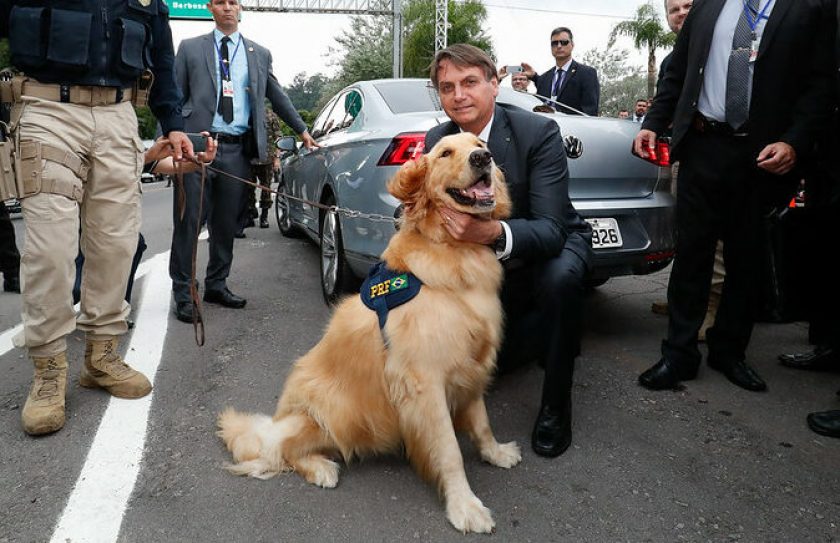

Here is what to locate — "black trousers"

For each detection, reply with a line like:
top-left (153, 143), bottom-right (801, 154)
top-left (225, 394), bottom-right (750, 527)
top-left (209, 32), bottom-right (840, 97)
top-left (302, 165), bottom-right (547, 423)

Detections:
top-left (169, 140), bottom-right (250, 303)
top-left (804, 205), bottom-right (840, 348)
top-left (663, 130), bottom-right (796, 371)
top-left (0, 200), bottom-right (20, 277)
top-left (496, 246), bottom-right (588, 409)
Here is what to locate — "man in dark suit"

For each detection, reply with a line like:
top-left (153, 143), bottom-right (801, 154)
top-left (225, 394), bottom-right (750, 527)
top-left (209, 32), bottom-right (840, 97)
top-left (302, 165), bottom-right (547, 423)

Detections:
top-left (171, 0), bottom-right (317, 323)
top-left (425, 44), bottom-right (593, 457)
top-left (779, 0), bottom-right (840, 438)
top-left (521, 27), bottom-right (600, 115)
top-left (635, 0), bottom-right (835, 392)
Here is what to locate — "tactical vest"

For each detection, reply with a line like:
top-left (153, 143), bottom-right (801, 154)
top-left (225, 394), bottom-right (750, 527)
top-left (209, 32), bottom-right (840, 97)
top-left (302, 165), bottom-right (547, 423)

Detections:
top-left (360, 262), bottom-right (423, 330)
top-left (6, 0), bottom-right (163, 87)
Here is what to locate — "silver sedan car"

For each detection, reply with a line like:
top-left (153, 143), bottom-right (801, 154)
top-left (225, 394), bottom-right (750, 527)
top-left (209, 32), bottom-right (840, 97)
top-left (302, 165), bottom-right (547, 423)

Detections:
top-left (276, 79), bottom-right (674, 303)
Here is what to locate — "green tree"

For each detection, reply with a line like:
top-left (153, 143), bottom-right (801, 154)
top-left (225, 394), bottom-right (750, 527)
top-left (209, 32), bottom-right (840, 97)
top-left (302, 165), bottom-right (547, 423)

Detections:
top-left (580, 47), bottom-right (646, 117)
top-left (608, 2), bottom-right (675, 100)
top-left (283, 72), bottom-right (330, 113)
top-left (0, 39), bottom-right (10, 69)
top-left (134, 106), bottom-right (157, 139)
top-left (402, 0), bottom-right (493, 78)
top-left (325, 15), bottom-right (394, 101)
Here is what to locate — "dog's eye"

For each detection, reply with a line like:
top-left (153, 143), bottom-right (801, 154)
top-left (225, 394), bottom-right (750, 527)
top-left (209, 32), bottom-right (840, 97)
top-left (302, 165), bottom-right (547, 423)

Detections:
top-left (441, 149), bottom-right (452, 158)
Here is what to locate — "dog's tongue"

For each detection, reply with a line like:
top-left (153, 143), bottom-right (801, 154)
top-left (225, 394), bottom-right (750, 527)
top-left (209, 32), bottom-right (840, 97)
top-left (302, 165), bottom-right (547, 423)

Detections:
top-left (462, 178), bottom-right (492, 201)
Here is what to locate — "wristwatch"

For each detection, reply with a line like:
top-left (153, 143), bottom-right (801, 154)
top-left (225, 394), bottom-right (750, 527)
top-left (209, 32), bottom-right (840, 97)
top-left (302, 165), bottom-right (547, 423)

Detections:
top-left (492, 227), bottom-right (507, 253)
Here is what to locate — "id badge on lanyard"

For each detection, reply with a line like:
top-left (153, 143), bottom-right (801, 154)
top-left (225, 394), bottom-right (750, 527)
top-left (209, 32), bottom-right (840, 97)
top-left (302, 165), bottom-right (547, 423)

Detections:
top-left (222, 79), bottom-right (234, 98)
top-left (750, 33), bottom-right (760, 63)
top-left (744, 0), bottom-right (773, 63)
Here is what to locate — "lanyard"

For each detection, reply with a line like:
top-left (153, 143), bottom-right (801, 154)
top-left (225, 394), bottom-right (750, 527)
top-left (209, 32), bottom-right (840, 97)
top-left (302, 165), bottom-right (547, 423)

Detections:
top-left (743, 0), bottom-right (773, 33)
top-left (214, 35), bottom-right (241, 80)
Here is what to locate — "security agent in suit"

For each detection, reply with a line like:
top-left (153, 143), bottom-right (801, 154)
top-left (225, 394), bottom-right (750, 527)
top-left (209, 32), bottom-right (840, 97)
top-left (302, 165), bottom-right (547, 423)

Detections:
top-left (779, 0), bottom-right (840, 438)
top-left (634, 0), bottom-right (836, 393)
top-left (521, 27), bottom-right (600, 115)
top-left (170, 0), bottom-right (317, 323)
top-left (425, 44), bottom-right (593, 458)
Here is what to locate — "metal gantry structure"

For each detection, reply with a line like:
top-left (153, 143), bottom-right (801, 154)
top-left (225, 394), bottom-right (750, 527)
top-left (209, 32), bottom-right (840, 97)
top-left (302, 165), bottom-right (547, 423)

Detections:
top-left (435, 0), bottom-right (448, 53)
top-left (240, 0), bottom-right (404, 77)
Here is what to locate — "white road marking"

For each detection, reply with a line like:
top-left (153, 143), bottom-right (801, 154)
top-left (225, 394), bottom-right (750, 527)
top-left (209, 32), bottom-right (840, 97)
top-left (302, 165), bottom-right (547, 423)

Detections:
top-left (50, 251), bottom-right (171, 543)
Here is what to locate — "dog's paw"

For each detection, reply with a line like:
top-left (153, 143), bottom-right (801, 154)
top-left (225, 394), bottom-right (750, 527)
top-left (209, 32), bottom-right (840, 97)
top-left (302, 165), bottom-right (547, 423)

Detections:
top-left (481, 441), bottom-right (522, 469)
top-left (446, 493), bottom-right (495, 534)
top-left (300, 457), bottom-right (340, 488)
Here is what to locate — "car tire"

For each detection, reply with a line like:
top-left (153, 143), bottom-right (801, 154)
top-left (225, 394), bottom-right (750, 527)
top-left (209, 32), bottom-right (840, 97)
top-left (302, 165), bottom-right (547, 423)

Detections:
top-left (275, 178), bottom-right (300, 238)
top-left (319, 195), bottom-right (359, 305)
top-left (584, 277), bottom-right (610, 289)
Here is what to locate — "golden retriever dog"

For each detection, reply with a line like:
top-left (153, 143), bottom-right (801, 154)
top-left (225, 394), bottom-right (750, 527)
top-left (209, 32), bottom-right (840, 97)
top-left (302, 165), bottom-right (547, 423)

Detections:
top-left (217, 132), bottom-right (520, 534)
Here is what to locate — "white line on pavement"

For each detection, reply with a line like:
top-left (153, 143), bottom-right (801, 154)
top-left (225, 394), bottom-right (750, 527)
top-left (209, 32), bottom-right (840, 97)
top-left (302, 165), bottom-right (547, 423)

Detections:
top-left (50, 251), bottom-right (171, 543)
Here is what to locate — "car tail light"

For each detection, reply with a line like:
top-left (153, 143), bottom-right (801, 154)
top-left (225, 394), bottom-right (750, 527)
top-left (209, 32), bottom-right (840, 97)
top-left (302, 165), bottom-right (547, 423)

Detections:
top-left (378, 132), bottom-right (427, 166)
top-left (632, 137), bottom-right (671, 167)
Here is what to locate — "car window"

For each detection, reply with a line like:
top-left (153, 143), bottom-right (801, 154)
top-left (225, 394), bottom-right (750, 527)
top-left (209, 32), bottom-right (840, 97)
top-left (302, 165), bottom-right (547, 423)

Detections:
top-left (496, 87), bottom-right (547, 111)
top-left (374, 81), bottom-right (442, 114)
top-left (317, 89), bottom-right (362, 137)
top-left (311, 95), bottom-right (340, 139)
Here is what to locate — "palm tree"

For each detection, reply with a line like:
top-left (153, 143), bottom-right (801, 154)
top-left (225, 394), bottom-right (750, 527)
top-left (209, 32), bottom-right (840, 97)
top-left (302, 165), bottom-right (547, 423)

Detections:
top-left (609, 2), bottom-right (676, 100)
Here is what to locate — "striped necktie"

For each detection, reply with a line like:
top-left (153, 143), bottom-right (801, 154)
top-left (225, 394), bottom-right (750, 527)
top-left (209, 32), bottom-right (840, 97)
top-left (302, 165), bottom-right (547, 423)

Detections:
top-left (725, 0), bottom-right (759, 129)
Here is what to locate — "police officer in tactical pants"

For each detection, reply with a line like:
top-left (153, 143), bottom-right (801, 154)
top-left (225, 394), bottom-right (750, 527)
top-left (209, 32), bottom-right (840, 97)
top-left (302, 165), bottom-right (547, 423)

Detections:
top-left (0, 0), bottom-right (192, 436)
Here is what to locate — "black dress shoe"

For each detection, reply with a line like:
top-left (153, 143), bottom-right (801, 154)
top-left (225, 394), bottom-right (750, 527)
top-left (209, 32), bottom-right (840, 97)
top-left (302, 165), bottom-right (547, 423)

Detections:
top-left (708, 358), bottom-right (767, 392)
top-left (531, 401), bottom-right (572, 458)
top-left (3, 275), bottom-right (20, 293)
top-left (174, 301), bottom-right (201, 323)
top-left (234, 229), bottom-right (246, 239)
top-left (638, 359), bottom-right (695, 390)
top-left (806, 410), bottom-right (840, 438)
top-left (203, 287), bottom-right (247, 308)
top-left (779, 346), bottom-right (839, 372)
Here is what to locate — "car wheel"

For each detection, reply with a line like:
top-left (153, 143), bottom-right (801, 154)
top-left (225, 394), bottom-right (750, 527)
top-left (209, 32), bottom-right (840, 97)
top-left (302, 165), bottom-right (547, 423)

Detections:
top-left (584, 277), bottom-right (610, 289)
top-left (275, 178), bottom-right (299, 238)
top-left (319, 195), bottom-right (358, 305)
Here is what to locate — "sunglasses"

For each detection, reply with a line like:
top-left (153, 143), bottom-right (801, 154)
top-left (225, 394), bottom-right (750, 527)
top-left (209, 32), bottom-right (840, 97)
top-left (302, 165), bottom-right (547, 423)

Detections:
top-left (551, 39), bottom-right (571, 47)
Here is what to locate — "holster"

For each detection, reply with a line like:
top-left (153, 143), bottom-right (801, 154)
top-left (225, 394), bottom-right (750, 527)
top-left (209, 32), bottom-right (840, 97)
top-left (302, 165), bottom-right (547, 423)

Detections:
top-left (132, 70), bottom-right (154, 107)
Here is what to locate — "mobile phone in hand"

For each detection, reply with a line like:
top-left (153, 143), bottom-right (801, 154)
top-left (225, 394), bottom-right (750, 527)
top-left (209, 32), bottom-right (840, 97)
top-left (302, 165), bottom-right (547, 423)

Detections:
top-left (185, 132), bottom-right (207, 153)
top-left (506, 65), bottom-right (523, 74)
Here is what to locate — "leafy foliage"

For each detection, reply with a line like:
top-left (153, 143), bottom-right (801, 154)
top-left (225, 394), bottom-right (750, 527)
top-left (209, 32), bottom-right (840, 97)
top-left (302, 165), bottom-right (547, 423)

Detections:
top-left (580, 47), bottom-right (647, 117)
top-left (608, 2), bottom-right (675, 99)
top-left (402, 0), bottom-right (493, 78)
top-left (135, 106), bottom-right (157, 139)
top-left (0, 39), bottom-right (9, 69)
top-left (283, 72), bottom-right (330, 113)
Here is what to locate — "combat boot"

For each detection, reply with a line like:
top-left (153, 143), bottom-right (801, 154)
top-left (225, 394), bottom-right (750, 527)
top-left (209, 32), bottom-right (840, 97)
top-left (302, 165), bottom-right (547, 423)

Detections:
top-left (80, 336), bottom-right (152, 398)
top-left (21, 353), bottom-right (68, 436)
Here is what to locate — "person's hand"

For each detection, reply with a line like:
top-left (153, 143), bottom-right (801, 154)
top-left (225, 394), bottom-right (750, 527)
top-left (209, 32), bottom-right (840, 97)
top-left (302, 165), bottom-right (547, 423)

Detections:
top-left (438, 207), bottom-right (502, 245)
top-left (633, 129), bottom-right (658, 159)
top-left (144, 137), bottom-right (174, 164)
top-left (300, 131), bottom-right (321, 150)
top-left (167, 130), bottom-right (194, 161)
top-left (521, 62), bottom-right (536, 79)
top-left (498, 66), bottom-right (509, 80)
top-left (756, 142), bottom-right (796, 175)
top-left (196, 131), bottom-right (217, 164)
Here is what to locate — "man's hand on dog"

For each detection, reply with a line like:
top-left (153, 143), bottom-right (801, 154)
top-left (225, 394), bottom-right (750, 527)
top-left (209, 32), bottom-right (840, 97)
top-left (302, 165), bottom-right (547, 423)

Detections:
top-left (439, 208), bottom-right (503, 245)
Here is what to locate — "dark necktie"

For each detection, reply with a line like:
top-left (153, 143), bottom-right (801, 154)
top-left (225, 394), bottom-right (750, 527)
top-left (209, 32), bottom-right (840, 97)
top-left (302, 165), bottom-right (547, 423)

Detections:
top-left (552, 69), bottom-right (565, 97)
top-left (218, 36), bottom-right (234, 124)
top-left (725, 0), bottom-right (758, 129)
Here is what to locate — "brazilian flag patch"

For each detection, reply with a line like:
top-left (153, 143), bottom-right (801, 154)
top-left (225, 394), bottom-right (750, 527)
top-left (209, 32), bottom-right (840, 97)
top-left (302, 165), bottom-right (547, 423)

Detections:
top-left (361, 262), bottom-right (423, 329)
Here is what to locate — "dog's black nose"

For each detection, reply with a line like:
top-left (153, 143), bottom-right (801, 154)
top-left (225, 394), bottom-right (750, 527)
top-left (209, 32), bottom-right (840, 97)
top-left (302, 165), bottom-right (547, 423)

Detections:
top-left (469, 149), bottom-right (492, 169)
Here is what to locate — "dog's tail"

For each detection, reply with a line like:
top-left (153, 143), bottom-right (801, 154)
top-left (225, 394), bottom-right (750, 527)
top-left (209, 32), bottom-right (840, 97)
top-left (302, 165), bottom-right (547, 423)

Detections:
top-left (217, 407), bottom-right (292, 479)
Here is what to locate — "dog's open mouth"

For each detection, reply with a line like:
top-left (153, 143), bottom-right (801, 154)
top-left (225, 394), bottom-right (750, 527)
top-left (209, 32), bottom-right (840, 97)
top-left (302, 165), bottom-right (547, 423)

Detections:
top-left (446, 172), bottom-right (495, 209)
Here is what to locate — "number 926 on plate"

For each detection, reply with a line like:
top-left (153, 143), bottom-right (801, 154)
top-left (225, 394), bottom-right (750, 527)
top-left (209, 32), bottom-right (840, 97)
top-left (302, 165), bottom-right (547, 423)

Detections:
top-left (585, 217), bottom-right (623, 249)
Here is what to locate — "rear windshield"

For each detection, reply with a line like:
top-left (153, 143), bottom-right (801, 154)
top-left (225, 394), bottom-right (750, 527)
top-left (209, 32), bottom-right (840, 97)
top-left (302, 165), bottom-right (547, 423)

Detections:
top-left (374, 80), bottom-right (548, 114)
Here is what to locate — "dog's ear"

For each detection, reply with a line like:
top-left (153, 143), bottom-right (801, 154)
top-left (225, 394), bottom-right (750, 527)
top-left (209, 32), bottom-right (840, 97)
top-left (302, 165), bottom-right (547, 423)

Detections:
top-left (491, 166), bottom-right (512, 220)
top-left (387, 155), bottom-right (428, 204)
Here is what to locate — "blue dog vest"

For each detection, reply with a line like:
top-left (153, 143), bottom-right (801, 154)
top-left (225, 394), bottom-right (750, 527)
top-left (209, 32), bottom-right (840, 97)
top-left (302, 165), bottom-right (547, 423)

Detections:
top-left (360, 262), bottom-right (423, 329)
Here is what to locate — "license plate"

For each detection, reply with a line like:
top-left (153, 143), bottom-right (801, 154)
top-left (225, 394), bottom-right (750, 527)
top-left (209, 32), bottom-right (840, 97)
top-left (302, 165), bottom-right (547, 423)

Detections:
top-left (586, 218), bottom-right (623, 249)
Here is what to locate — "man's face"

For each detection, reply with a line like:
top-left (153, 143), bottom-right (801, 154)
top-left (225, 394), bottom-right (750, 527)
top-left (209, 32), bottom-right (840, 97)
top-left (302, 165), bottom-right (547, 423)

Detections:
top-left (666, 0), bottom-right (692, 34)
top-left (550, 31), bottom-right (574, 65)
top-left (436, 60), bottom-right (498, 135)
top-left (511, 73), bottom-right (529, 91)
top-left (618, 110), bottom-right (630, 119)
top-left (208, 0), bottom-right (240, 31)
top-left (635, 100), bottom-right (648, 116)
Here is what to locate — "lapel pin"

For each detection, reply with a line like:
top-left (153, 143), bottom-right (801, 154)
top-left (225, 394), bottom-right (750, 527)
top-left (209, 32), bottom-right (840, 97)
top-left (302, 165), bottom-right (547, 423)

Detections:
top-left (248, 47), bottom-right (254, 52)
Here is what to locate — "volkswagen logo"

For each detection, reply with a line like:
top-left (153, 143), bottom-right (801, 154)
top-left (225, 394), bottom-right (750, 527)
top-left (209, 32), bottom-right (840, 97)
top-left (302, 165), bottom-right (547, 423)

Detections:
top-left (564, 135), bottom-right (583, 159)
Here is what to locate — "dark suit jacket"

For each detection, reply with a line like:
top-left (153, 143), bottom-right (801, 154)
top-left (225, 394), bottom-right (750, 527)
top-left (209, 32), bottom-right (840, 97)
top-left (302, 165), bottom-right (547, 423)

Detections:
top-left (644, 0), bottom-right (835, 161)
top-left (425, 104), bottom-right (592, 266)
top-left (532, 60), bottom-right (600, 116)
top-left (175, 32), bottom-right (307, 162)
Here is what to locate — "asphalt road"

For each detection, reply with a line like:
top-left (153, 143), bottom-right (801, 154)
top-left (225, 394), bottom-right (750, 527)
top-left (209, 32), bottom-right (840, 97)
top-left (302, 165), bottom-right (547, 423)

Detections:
top-left (1, 182), bottom-right (839, 542)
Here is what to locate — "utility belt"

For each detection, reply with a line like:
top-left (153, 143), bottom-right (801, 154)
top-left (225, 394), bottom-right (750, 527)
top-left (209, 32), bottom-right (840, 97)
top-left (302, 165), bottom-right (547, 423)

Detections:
top-left (0, 71), bottom-right (127, 202)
